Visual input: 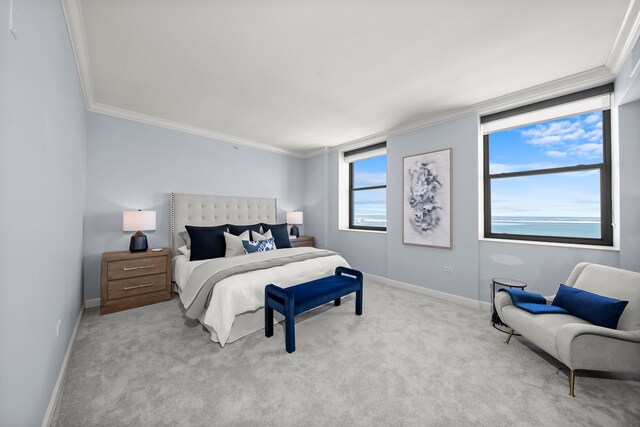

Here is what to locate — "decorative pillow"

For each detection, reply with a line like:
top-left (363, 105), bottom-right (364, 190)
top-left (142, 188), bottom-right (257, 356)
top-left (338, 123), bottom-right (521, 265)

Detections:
top-left (242, 237), bottom-right (277, 254)
top-left (224, 230), bottom-right (250, 257)
top-left (179, 231), bottom-right (191, 249)
top-left (250, 229), bottom-right (272, 241)
top-left (228, 224), bottom-right (262, 237)
top-left (185, 225), bottom-right (228, 261)
top-left (178, 245), bottom-right (190, 257)
top-left (261, 223), bottom-right (292, 249)
top-left (552, 284), bottom-right (629, 329)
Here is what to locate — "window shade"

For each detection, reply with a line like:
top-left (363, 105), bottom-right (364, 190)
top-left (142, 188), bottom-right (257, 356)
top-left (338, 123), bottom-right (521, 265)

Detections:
top-left (343, 142), bottom-right (386, 163)
top-left (481, 83), bottom-right (613, 135)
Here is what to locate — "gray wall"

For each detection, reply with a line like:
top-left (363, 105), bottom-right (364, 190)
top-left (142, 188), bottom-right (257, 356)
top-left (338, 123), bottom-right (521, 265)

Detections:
top-left (0, 1), bottom-right (87, 426)
top-left (326, 151), bottom-right (388, 277)
top-left (84, 113), bottom-right (306, 300)
top-left (386, 115), bottom-right (480, 299)
top-left (306, 96), bottom-right (640, 302)
top-left (618, 100), bottom-right (640, 271)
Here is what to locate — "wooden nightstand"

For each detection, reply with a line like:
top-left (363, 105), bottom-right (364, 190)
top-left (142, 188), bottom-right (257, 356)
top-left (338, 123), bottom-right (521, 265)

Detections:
top-left (290, 235), bottom-right (315, 248)
top-left (100, 248), bottom-right (172, 315)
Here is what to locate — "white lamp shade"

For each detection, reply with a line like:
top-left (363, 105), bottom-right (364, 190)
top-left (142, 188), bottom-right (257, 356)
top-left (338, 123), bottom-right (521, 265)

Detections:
top-left (286, 211), bottom-right (303, 225)
top-left (123, 211), bottom-right (156, 231)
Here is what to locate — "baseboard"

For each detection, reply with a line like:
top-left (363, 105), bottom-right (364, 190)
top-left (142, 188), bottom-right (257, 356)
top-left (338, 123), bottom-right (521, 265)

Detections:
top-left (365, 273), bottom-right (491, 312)
top-left (41, 304), bottom-right (84, 427)
top-left (84, 298), bottom-right (100, 308)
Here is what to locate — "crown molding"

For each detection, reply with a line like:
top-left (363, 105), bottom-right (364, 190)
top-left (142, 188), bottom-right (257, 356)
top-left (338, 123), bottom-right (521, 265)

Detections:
top-left (61, 0), bottom-right (94, 108)
top-left (62, 0), bottom-right (626, 160)
top-left (325, 66), bottom-right (615, 155)
top-left (606, 0), bottom-right (640, 74)
top-left (89, 103), bottom-right (300, 157)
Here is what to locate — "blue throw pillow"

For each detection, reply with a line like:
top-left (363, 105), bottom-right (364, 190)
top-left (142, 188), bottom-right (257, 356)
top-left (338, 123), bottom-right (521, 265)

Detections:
top-left (498, 288), bottom-right (547, 305)
top-left (243, 237), bottom-right (277, 253)
top-left (552, 284), bottom-right (629, 329)
top-left (261, 223), bottom-right (292, 249)
top-left (516, 303), bottom-right (569, 315)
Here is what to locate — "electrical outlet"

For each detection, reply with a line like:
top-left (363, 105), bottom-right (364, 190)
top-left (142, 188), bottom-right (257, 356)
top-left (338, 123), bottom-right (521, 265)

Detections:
top-left (56, 319), bottom-right (61, 337)
top-left (444, 266), bottom-right (454, 273)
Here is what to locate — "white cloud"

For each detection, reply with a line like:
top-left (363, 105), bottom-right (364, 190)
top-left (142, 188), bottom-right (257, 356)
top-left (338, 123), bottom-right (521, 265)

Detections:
top-left (583, 113), bottom-right (601, 125)
top-left (354, 172), bottom-right (386, 187)
top-left (490, 162), bottom-right (558, 174)
top-left (517, 114), bottom-right (603, 160)
top-left (545, 150), bottom-right (567, 158)
top-left (568, 143), bottom-right (601, 158)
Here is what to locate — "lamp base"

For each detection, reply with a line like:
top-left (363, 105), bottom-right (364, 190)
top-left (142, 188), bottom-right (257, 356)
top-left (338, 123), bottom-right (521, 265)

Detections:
top-left (129, 231), bottom-right (148, 252)
top-left (290, 224), bottom-right (300, 238)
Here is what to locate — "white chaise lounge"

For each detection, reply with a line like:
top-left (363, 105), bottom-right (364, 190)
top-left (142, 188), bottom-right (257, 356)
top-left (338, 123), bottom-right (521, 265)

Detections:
top-left (495, 262), bottom-right (640, 397)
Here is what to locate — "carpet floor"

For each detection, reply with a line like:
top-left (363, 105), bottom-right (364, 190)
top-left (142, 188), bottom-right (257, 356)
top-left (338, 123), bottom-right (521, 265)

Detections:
top-left (52, 279), bottom-right (640, 426)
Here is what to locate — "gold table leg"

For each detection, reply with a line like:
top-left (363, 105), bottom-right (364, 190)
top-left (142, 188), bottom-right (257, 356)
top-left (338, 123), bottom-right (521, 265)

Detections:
top-left (505, 328), bottom-right (515, 344)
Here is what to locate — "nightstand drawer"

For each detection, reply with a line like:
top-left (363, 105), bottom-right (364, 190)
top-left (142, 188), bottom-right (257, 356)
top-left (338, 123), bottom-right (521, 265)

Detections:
top-left (290, 236), bottom-right (315, 248)
top-left (108, 273), bottom-right (168, 300)
top-left (107, 256), bottom-right (167, 280)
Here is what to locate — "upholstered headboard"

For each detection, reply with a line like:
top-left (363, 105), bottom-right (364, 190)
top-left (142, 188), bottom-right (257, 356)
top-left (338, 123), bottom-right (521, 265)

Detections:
top-left (170, 193), bottom-right (277, 256)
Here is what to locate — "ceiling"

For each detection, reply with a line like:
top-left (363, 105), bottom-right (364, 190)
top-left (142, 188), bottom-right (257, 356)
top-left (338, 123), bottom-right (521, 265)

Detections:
top-left (63, 0), bottom-right (640, 157)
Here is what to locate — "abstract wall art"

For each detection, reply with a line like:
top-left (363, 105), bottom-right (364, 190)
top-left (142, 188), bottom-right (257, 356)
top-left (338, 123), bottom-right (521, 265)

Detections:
top-left (403, 148), bottom-right (452, 249)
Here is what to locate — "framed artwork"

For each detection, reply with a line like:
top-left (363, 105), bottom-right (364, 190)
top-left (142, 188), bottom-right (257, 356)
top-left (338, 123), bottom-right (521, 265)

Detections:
top-left (403, 148), bottom-right (452, 249)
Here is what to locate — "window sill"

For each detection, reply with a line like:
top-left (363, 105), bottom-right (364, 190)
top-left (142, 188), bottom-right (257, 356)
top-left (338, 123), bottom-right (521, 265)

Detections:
top-left (479, 237), bottom-right (619, 251)
top-left (338, 227), bottom-right (387, 235)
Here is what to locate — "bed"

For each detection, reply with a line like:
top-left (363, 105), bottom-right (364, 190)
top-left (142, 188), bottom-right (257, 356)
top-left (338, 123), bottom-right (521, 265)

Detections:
top-left (170, 193), bottom-right (350, 346)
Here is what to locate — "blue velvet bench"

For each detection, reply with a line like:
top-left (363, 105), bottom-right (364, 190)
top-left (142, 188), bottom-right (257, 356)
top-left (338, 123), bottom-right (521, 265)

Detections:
top-left (264, 267), bottom-right (363, 353)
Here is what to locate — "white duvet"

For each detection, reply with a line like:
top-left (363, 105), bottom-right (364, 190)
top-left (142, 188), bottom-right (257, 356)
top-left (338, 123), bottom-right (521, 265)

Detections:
top-left (173, 249), bottom-right (349, 346)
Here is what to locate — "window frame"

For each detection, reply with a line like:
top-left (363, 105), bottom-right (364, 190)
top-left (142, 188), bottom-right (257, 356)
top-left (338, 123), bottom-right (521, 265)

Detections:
top-left (349, 154), bottom-right (387, 231)
top-left (483, 109), bottom-right (613, 246)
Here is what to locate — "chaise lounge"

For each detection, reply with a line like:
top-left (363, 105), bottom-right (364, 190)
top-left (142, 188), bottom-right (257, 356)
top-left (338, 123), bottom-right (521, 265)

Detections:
top-left (495, 262), bottom-right (640, 396)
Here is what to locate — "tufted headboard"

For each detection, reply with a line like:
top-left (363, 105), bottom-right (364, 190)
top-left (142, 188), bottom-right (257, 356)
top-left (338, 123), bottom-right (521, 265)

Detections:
top-left (170, 193), bottom-right (277, 256)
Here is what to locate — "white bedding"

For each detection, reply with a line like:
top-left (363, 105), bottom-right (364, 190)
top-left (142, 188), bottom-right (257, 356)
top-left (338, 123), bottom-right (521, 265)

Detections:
top-left (173, 251), bottom-right (349, 346)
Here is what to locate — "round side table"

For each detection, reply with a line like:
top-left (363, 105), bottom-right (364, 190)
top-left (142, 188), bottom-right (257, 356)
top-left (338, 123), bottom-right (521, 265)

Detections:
top-left (491, 277), bottom-right (527, 334)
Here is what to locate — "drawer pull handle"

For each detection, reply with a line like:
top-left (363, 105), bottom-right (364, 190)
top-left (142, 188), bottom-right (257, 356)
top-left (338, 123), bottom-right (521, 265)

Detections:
top-left (123, 283), bottom-right (155, 290)
top-left (123, 265), bottom-right (155, 271)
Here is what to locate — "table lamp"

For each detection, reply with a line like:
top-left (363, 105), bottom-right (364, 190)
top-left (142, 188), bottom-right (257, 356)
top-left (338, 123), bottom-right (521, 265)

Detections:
top-left (286, 211), bottom-right (303, 238)
top-left (123, 210), bottom-right (156, 252)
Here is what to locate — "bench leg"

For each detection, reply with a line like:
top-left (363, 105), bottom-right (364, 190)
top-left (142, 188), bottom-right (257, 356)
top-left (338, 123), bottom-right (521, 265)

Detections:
top-left (285, 299), bottom-right (295, 353)
top-left (334, 298), bottom-right (341, 306)
top-left (355, 289), bottom-right (363, 315)
top-left (265, 304), bottom-right (274, 338)
top-left (284, 307), bottom-right (296, 353)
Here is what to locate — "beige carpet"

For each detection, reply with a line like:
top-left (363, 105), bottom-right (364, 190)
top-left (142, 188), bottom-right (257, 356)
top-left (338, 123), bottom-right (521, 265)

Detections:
top-left (52, 279), bottom-right (639, 426)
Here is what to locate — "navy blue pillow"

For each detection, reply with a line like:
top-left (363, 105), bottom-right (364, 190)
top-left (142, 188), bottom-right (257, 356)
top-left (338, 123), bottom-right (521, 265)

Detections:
top-left (261, 223), bottom-right (292, 249)
top-left (552, 284), bottom-right (629, 329)
top-left (228, 224), bottom-right (261, 238)
top-left (185, 225), bottom-right (228, 261)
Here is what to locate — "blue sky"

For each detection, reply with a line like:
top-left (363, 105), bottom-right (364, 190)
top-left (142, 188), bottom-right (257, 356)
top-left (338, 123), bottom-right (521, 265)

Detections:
top-left (352, 155), bottom-right (386, 217)
top-left (490, 112), bottom-right (603, 218)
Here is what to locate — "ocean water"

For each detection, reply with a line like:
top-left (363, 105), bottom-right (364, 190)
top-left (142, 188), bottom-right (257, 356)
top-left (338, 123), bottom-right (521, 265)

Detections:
top-left (352, 215), bottom-right (600, 239)
top-left (353, 214), bottom-right (387, 228)
top-left (491, 216), bottom-right (600, 239)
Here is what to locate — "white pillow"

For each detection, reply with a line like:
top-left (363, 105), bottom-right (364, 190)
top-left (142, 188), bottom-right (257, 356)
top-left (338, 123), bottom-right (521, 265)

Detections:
top-left (251, 229), bottom-right (272, 241)
top-left (224, 230), bottom-right (251, 257)
top-left (179, 231), bottom-right (191, 249)
top-left (178, 245), bottom-right (190, 257)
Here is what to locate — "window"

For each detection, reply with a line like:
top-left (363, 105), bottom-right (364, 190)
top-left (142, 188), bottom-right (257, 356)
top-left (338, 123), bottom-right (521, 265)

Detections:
top-left (482, 86), bottom-right (613, 246)
top-left (344, 142), bottom-right (387, 231)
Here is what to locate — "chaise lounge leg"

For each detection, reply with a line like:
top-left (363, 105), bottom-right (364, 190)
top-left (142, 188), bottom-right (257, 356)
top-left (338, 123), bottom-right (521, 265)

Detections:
top-left (569, 370), bottom-right (575, 398)
top-left (355, 290), bottom-right (362, 315)
top-left (334, 298), bottom-right (341, 306)
top-left (505, 328), bottom-right (515, 344)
